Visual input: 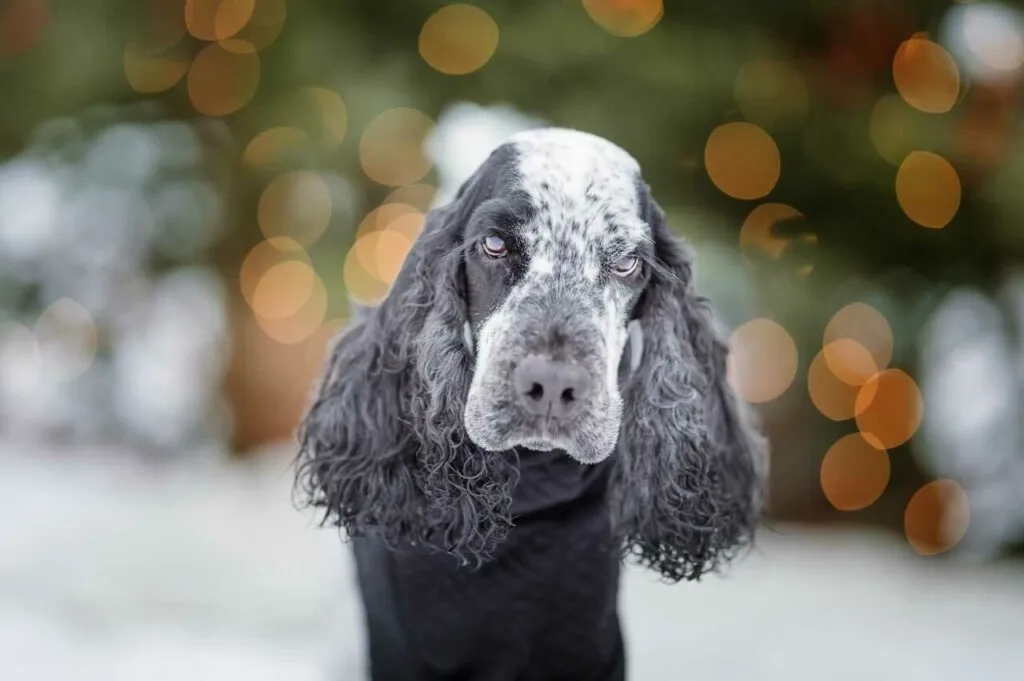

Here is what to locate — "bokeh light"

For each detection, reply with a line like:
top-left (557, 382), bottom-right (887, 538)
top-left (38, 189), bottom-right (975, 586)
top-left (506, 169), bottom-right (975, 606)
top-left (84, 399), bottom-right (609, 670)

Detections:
top-left (308, 87), bottom-right (348, 147)
top-left (419, 4), bottom-right (499, 75)
top-left (251, 260), bottom-right (316, 321)
top-left (123, 43), bottom-right (190, 94)
top-left (738, 203), bottom-right (803, 259)
top-left (905, 479), bottom-right (971, 556)
top-left (892, 37), bottom-right (960, 114)
top-left (855, 368), bottom-right (924, 449)
top-left (185, 0), bottom-right (255, 42)
top-left (705, 122), bottom-right (781, 200)
top-left (239, 237), bottom-right (310, 310)
top-left (384, 183), bottom-right (437, 212)
top-left (824, 302), bottom-right (894, 376)
top-left (726, 317), bottom-right (798, 404)
top-left (257, 171), bottom-right (332, 247)
top-left (355, 202), bottom-right (422, 240)
top-left (255, 271), bottom-right (328, 345)
top-left (187, 39), bottom-right (260, 116)
top-left (359, 108), bottom-right (435, 187)
top-left (822, 337), bottom-right (880, 387)
top-left (241, 238), bottom-right (327, 345)
top-left (896, 150), bottom-right (961, 229)
top-left (233, 0), bottom-right (287, 49)
top-left (734, 60), bottom-right (809, 128)
top-left (343, 203), bottom-right (426, 306)
top-left (243, 126), bottom-right (311, 169)
top-left (820, 433), bottom-right (890, 511)
top-left (34, 298), bottom-right (98, 382)
top-left (582, 0), bottom-right (663, 38)
top-left (808, 343), bottom-right (878, 422)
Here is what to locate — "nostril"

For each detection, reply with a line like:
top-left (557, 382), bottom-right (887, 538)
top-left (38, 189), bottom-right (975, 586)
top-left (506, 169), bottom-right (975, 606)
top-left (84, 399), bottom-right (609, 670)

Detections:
top-left (560, 387), bottom-right (575, 404)
top-left (527, 382), bottom-right (544, 401)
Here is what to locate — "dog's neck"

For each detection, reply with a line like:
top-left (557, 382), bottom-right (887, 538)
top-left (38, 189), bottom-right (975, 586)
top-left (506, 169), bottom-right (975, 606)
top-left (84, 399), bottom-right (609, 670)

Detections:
top-left (508, 446), bottom-right (613, 518)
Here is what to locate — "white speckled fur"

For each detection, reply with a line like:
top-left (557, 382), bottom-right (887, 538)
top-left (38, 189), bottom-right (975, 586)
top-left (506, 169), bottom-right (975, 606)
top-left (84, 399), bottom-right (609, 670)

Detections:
top-left (464, 128), bottom-right (652, 462)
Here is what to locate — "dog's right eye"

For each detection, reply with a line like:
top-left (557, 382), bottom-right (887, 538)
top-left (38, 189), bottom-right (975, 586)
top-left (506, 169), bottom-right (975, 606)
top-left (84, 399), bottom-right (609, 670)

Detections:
top-left (481, 235), bottom-right (508, 258)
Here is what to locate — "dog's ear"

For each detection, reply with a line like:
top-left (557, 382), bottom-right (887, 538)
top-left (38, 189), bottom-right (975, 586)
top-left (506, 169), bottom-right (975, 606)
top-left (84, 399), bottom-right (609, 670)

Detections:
top-left (295, 163), bottom-right (517, 564)
top-left (611, 186), bottom-right (768, 583)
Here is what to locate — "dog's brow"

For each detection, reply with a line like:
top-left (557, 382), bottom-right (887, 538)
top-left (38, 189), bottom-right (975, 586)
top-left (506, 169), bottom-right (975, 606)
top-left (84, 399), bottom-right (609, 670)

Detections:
top-left (505, 128), bottom-right (649, 278)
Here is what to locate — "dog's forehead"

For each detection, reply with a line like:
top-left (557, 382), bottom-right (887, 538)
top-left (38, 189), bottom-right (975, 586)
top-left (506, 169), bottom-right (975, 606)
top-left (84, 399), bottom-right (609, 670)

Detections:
top-left (506, 129), bottom-right (649, 265)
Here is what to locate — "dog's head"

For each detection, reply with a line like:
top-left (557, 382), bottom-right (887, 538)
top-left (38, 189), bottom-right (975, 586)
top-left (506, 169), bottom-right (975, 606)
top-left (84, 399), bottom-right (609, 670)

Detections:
top-left (297, 128), bottom-right (766, 581)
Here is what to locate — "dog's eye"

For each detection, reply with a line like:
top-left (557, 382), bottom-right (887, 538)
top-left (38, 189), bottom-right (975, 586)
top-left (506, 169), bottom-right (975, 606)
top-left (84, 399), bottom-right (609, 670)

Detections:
top-left (481, 235), bottom-right (508, 258)
top-left (611, 254), bottom-right (640, 278)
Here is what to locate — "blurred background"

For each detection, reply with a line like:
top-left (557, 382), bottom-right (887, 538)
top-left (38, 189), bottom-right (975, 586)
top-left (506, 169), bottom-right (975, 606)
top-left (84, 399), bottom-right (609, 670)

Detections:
top-left (2, 0), bottom-right (1024, 679)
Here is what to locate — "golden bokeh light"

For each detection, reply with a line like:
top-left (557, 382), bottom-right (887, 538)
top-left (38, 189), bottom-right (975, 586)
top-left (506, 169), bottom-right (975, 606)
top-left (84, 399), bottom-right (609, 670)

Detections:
top-left (734, 60), bottom-right (809, 128)
top-left (387, 211), bottom-right (427, 244)
top-left (239, 237), bottom-right (310, 309)
top-left (905, 479), bottom-right (970, 556)
top-left (243, 126), bottom-right (310, 169)
top-left (384, 184), bottom-right (437, 212)
top-left (257, 171), bottom-right (332, 247)
top-left (824, 302), bottom-right (893, 376)
top-left (356, 202), bottom-right (421, 240)
top-left (234, 0), bottom-right (287, 50)
top-left (895, 150), bottom-right (961, 229)
top-left (34, 298), bottom-right (98, 382)
top-left (308, 87), bottom-right (348, 147)
top-left (822, 337), bottom-right (879, 387)
top-left (123, 43), bottom-right (189, 94)
top-left (360, 108), bottom-right (435, 187)
top-left (354, 230), bottom-right (415, 285)
top-left (738, 203), bottom-right (803, 259)
top-left (419, 4), bottom-right (499, 75)
top-left (352, 205), bottom-right (422, 285)
top-left (808, 344), bottom-right (878, 422)
top-left (251, 260), bottom-right (316, 321)
top-left (185, 0), bottom-right (255, 42)
top-left (855, 368), bottom-right (924, 449)
top-left (187, 39), bottom-right (260, 116)
top-left (892, 38), bottom-right (960, 114)
top-left (869, 94), bottom-right (917, 165)
top-left (820, 433), bottom-right (890, 511)
top-left (344, 244), bottom-right (392, 307)
top-left (256, 271), bottom-right (328, 345)
top-left (726, 317), bottom-right (798, 404)
top-left (582, 0), bottom-right (663, 38)
top-left (704, 122), bottom-right (781, 200)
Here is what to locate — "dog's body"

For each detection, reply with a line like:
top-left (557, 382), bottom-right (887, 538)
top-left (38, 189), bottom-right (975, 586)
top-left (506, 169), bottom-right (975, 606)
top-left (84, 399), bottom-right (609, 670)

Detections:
top-left (296, 129), bottom-right (766, 680)
top-left (353, 450), bottom-right (624, 680)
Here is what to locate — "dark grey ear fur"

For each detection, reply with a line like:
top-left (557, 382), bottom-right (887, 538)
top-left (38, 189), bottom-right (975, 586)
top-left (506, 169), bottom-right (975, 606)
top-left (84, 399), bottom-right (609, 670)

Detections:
top-left (294, 168), bottom-right (519, 566)
top-left (611, 187), bottom-right (768, 583)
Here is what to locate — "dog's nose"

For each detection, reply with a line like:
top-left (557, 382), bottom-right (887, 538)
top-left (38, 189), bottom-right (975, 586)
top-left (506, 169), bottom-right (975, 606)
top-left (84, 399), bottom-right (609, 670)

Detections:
top-left (513, 355), bottom-right (592, 419)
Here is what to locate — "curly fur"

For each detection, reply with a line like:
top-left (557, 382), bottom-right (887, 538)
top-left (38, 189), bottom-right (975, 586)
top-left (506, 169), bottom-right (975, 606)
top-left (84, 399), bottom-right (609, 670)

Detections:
top-left (295, 185), bottom-right (520, 566)
top-left (610, 190), bottom-right (767, 582)
top-left (294, 128), bottom-right (766, 583)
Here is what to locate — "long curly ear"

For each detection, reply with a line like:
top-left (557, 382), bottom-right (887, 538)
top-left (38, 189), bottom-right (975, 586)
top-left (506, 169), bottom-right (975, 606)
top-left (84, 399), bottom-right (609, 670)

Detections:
top-left (295, 181), bottom-right (518, 564)
top-left (611, 188), bottom-right (768, 583)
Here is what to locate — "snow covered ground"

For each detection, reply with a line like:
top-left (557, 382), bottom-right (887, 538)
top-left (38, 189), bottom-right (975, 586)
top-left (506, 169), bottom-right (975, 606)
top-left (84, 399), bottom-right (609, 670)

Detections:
top-left (1, 439), bottom-right (1022, 681)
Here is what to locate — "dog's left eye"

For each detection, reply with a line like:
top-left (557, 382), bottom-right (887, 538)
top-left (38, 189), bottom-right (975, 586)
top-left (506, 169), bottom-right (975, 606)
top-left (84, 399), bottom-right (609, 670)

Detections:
top-left (481, 235), bottom-right (508, 258)
top-left (611, 255), bottom-right (640, 278)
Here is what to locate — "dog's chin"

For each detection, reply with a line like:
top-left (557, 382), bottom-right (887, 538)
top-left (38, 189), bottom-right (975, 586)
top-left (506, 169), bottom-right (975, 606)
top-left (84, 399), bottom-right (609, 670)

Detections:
top-left (463, 420), bottom-right (619, 465)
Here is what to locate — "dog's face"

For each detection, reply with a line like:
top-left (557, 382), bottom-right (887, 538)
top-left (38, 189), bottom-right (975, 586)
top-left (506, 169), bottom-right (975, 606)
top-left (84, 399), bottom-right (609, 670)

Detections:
top-left (462, 129), bottom-right (653, 464)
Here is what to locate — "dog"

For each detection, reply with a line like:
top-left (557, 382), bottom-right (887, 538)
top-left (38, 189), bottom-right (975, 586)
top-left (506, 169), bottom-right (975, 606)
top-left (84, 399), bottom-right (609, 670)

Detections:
top-left (295, 128), bottom-right (767, 680)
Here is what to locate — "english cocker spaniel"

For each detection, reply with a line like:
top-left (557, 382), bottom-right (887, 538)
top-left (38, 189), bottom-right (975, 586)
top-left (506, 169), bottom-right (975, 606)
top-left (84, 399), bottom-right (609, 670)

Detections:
top-left (295, 128), bottom-right (767, 681)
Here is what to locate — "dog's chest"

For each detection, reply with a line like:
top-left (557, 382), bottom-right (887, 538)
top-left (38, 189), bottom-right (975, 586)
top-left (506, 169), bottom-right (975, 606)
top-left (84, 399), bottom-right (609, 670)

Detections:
top-left (371, 453), bottom-right (624, 678)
